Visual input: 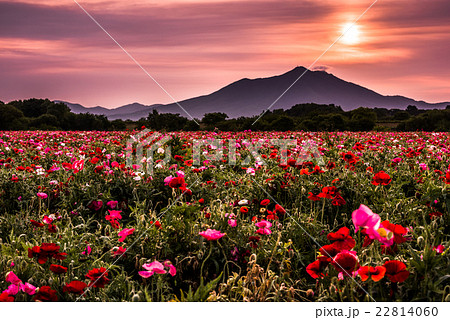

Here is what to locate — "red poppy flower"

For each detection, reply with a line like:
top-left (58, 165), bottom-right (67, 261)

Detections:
top-left (383, 260), bottom-right (409, 283)
top-left (88, 200), bottom-right (103, 211)
top-left (372, 171), bottom-right (392, 186)
top-left (381, 244), bottom-right (398, 255)
top-left (260, 199), bottom-right (270, 206)
top-left (319, 244), bottom-right (341, 261)
top-left (352, 142), bottom-right (365, 151)
top-left (429, 212), bottom-right (443, 219)
top-left (381, 221), bottom-right (407, 244)
top-left (179, 186), bottom-right (192, 195)
top-left (358, 266), bottom-right (386, 282)
top-left (34, 286), bottom-right (58, 302)
top-left (0, 292), bottom-right (14, 302)
top-left (326, 161), bottom-right (336, 170)
top-left (308, 192), bottom-right (321, 201)
top-left (63, 281), bottom-right (87, 295)
top-left (150, 220), bottom-right (162, 229)
top-left (248, 235), bottom-right (261, 249)
top-left (90, 157), bottom-right (100, 164)
top-left (111, 246), bottom-right (127, 257)
top-left (318, 186), bottom-right (338, 199)
top-left (306, 259), bottom-right (328, 279)
top-left (327, 227), bottom-right (356, 251)
top-left (441, 171), bottom-right (450, 184)
top-left (274, 204), bottom-right (286, 215)
top-left (240, 206), bottom-right (249, 214)
top-left (28, 243), bottom-right (67, 264)
top-left (168, 177), bottom-right (186, 188)
top-left (47, 224), bottom-right (57, 233)
top-left (342, 152), bottom-right (359, 164)
top-left (331, 194), bottom-right (346, 206)
top-left (50, 264), bottom-right (68, 274)
top-left (198, 198), bottom-right (205, 204)
top-left (331, 251), bottom-right (359, 275)
top-left (311, 166), bottom-right (324, 174)
top-left (30, 219), bottom-right (45, 228)
top-left (85, 267), bottom-right (110, 288)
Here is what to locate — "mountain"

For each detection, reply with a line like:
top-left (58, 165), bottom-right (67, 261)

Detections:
top-left (57, 67), bottom-right (450, 120)
top-left (56, 101), bottom-right (162, 120)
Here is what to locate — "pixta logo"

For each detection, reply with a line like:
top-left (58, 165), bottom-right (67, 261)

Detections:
top-left (125, 130), bottom-right (172, 175)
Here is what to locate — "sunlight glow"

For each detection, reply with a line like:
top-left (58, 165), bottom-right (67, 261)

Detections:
top-left (341, 23), bottom-right (361, 45)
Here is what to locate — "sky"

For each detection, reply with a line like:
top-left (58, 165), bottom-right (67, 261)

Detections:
top-left (1, 0), bottom-right (449, 108)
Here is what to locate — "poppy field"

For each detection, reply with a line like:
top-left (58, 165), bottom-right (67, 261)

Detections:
top-left (0, 130), bottom-right (449, 302)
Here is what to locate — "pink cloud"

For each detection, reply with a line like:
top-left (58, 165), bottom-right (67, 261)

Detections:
top-left (0, 0), bottom-right (449, 106)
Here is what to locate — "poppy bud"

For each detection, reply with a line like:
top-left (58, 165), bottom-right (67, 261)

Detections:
top-left (132, 294), bottom-right (140, 302)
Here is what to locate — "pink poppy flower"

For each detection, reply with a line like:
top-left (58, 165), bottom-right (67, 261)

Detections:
top-left (37, 192), bottom-right (48, 199)
top-left (176, 171), bottom-right (185, 178)
top-left (352, 204), bottom-right (381, 232)
top-left (228, 219), bottom-right (237, 227)
top-left (73, 159), bottom-right (84, 173)
top-left (19, 283), bottom-right (36, 295)
top-left (255, 220), bottom-right (272, 235)
top-left (353, 205), bottom-right (394, 246)
top-left (138, 261), bottom-right (167, 278)
top-left (199, 229), bottom-right (226, 241)
top-left (164, 175), bottom-right (174, 186)
top-left (118, 228), bottom-right (135, 242)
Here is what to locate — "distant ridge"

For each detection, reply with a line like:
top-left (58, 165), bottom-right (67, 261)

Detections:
top-left (57, 66), bottom-right (449, 120)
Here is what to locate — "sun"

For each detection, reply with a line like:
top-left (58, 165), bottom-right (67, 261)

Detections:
top-left (340, 23), bottom-right (361, 45)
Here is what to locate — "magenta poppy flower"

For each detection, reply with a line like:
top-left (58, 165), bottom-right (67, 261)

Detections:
top-left (228, 219), bottom-right (237, 227)
top-left (111, 246), bottom-right (127, 257)
top-left (352, 204), bottom-right (381, 232)
top-left (118, 228), bottom-right (135, 242)
top-left (433, 244), bottom-right (445, 254)
top-left (255, 220), bottom-right (272, 235)
top-left (5, 271), bottom-right (21, 285)
top-left (107, 200), bottom-right (118, 209)
top-left (89, 200), bottom-right (103, 211)
top-left (19, 283), bottom-right (36, 295)
top-left (37, 192), bottom-right (48, 199)
top-left (43, 215), bottom-right (53, 224)
top-left (4, 284), bottom-right (19, 296)
top-left (199, 229), bottom-right (226, 241)
top-left (73, 159), bottom-right (84, 173)
top-left (106, 210), bottom-right (122, 221)
top-left (81, 245), bottom-right (92, 256)
top-left (164, 175), bottom-right (174, 186)
top-left (164, 260), bottom-right (177, 277)
top-left (138, 261), bottom-right (166, 278)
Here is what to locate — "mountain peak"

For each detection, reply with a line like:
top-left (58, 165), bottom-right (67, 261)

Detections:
top-left (60, 66), bottom-right (450, 120)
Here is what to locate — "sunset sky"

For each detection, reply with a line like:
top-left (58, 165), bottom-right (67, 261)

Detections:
top-left (1, 0), bottom-right (449, 108)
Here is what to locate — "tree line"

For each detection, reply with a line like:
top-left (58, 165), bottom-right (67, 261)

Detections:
top-left (1, 99), bottom-right (449, 131)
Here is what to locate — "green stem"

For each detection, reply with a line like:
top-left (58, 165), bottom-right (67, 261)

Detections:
top-left (200, 241), bottom-right (213, 284)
